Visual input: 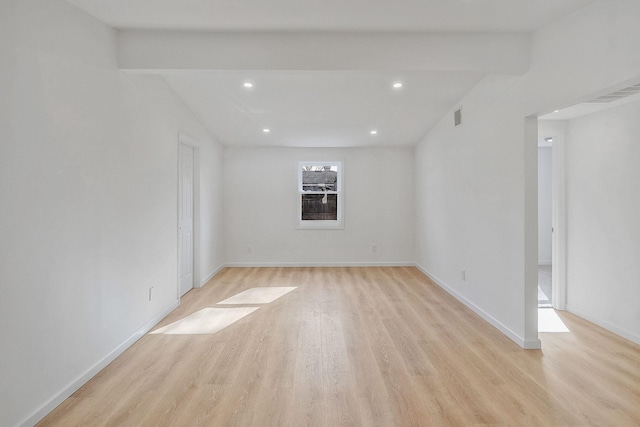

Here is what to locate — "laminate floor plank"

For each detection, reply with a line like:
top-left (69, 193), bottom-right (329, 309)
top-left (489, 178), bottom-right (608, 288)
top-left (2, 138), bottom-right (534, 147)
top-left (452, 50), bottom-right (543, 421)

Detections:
top-left (37, 267), bottom-right (640, 427)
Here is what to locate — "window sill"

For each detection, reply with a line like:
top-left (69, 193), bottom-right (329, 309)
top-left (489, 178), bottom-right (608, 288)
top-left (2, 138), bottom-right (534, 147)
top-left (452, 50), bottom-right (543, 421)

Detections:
top-left (296, 221), bottom-right (344, 230)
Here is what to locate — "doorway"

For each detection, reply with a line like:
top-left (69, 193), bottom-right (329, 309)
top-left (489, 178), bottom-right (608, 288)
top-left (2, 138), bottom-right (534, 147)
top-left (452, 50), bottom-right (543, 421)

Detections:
top-left (537, 138), bottom-right (553, 307)
top-left (178, 134), bottom-right (202, 299)
top-left (179, 143), bottom-right (194, 297)
top-left (537, 120), bottom-right (568, 311)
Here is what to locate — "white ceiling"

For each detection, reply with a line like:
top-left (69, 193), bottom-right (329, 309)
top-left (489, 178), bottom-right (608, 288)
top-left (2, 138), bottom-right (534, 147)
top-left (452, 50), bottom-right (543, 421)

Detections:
top-left (163, 70), bottom-right (483, 147)
top-left (64, 0), bottom-right (597, 148)
top-left (64, 0), bottom-right (595, 32)
top-left (540, 91), bottom-right (640, 121)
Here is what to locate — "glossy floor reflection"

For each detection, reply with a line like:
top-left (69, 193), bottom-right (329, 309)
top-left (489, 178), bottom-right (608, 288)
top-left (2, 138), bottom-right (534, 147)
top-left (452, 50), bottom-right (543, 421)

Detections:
top-left (538, 264), bottom-right (552, 307)
top-left (150, 307), bottom-right (259, 335)
top-left (538, 308), bottom-right (570, 332)
top-left (216, 286), bottom-right (297, 304)
top-left (38, 268), bottom-right (640, 426)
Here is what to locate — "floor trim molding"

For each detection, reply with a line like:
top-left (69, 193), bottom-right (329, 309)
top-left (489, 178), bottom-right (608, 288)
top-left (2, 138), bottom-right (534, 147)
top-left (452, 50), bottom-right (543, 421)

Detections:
top-left (415, 264), bottom-right (540, 350)
top-left (200, 264), bottom-right (225, 287)
top-left (223, 261), bottom-right (415, 268)
top-left (18, 301), bottom-right (179, 427)
top-left (566, 304), bottom-right (640, 346)
top-left (21, 263), bottom-right (550, 426)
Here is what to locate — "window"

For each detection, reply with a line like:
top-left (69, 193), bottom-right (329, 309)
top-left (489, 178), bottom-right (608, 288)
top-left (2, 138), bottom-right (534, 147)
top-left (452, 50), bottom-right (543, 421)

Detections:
top-left (297, 162), bottom-right (343, 229)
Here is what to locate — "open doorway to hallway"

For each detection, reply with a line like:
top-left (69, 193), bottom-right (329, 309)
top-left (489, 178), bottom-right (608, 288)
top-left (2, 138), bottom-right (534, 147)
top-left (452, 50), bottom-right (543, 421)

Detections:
top-left (536, 78), bottom-right (640, 346)
top-left (536, 117), bottom-right (567, 312)
top-left (537, 137), bottom-right (553, 308)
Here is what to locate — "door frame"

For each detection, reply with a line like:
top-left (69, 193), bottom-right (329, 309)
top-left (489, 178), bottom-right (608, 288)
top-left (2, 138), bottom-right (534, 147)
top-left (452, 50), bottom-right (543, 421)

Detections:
top-left (177, 133), bottom-right (201, 301)
top-left (550, 126), bottom-right (567, 310)
top-left (537, 120), bottom-right (568, 310)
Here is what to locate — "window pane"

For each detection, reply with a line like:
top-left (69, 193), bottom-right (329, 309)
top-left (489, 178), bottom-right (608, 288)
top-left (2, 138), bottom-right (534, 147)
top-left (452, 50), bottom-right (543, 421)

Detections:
top-left (301, 194), bottom-right (337, 220)
top-left (301, 165), bottom-right (337, 192)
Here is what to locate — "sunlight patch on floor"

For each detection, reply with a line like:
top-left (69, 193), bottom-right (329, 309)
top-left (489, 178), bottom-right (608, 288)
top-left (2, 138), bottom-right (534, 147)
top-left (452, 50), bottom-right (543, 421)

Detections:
top-left (538, 308), bottom-right (570, 333)
top-left (151, 307), bottom-right (259, 335)
top-left (217, 286), bottom-right (297, 305)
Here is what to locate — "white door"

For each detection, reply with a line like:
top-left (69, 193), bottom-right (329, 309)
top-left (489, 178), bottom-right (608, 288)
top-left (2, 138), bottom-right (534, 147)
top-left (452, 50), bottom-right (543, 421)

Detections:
top-left (179, 144), bottom-right (194, 297)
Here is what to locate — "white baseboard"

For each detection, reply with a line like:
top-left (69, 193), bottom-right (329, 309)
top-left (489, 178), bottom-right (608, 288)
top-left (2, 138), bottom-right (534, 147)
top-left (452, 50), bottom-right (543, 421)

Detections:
top-left (415, 264), bottom-right (541, 350)
top-left (522, 338), bottom-right (543, 349)
top-left (223, 261), bottom-right (415, 268)
top-left (18, 262), bottom-right (553, 426)
top-left (566, 305), bottom-right (640, 346)
top-left (200, 264), bottom-right (225, 287)
top-left (17, 301), bottom-right (179, 427)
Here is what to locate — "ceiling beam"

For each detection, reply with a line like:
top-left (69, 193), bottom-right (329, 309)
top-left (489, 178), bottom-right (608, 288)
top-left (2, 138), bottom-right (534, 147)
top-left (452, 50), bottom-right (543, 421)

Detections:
top-left (117, 31), bottom-right (530, 74)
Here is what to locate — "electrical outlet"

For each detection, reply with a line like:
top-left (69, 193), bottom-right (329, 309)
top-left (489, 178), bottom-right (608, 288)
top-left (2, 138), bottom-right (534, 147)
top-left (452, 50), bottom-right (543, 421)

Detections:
top-left (247, 246), bottom-right (252, 254)
top-left (372, 244), bottom-right (378, 253)
top-left (148, 286), bottom-right (154, 301)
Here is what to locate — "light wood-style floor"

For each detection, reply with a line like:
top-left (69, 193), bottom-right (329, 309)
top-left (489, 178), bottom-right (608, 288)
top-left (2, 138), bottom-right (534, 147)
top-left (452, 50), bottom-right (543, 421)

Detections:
top-left (38, 267), bottom-right (640, 426)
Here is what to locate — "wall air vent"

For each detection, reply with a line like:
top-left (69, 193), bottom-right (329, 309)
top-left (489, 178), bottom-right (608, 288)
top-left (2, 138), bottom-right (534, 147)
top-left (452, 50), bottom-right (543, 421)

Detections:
top-left (454, 107), bottom-right (462, 127)
top-left (584, 84), bottom-right (640, 103)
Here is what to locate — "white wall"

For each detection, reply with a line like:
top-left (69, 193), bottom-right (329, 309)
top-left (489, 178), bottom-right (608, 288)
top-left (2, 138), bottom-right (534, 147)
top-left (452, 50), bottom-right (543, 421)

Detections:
top-left (223, 147), bottom-right (414, 265)
top-left (415, 76), bottom-right (533, 346)
top-left (416, 0), bottom-right (640, 348)
top-left (200, 142), bottom-right (225, 282)
top-left (0, 1), bottom-right (224, 425)
top-left (564, 99), bottom-right (640, 344)
top-left (538, 146), bottom-right (552, 264)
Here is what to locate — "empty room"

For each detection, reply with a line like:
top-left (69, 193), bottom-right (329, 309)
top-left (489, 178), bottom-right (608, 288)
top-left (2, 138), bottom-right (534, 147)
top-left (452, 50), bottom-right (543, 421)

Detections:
top-left (1, 0), bottom-right (639, 426)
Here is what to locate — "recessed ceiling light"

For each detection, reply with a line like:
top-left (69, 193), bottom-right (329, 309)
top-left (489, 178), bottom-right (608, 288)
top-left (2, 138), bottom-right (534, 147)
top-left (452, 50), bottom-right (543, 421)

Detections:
top-left (370, 130), bottom-right (378, 135)
top-left (553, 109), bottom-right (560, 113)
top-left (393, 82), bottom-right (403, 89)
top-left (243, 82), bottom-right (254, 88)
top-left (262, 128), bottom-right (270, 133)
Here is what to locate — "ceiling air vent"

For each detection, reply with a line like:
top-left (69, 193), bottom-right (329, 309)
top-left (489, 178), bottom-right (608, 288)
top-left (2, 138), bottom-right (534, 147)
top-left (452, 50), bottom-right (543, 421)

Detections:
top-left (454, 107), bottom-right (463, 127)
top-left (584, 84), bottom-right (640, 103)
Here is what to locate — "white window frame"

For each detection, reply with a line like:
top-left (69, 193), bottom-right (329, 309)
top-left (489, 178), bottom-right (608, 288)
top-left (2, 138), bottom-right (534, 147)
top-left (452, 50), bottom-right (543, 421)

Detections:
top-left (297, 161), bottom-right (344, 230)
